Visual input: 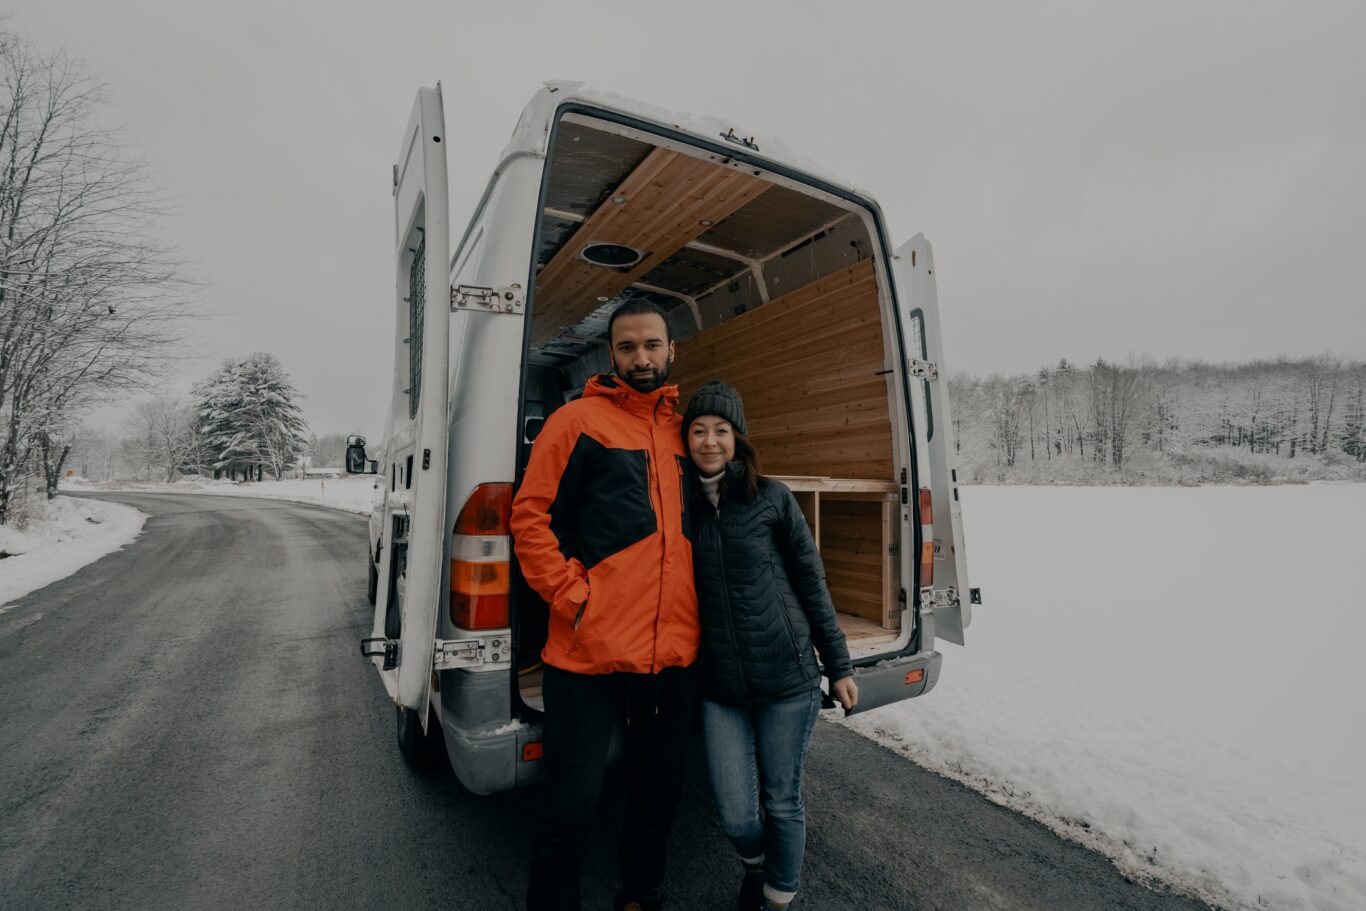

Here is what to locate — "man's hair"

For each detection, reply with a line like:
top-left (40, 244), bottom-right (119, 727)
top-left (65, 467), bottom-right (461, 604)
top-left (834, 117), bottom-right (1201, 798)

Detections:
top-left (607, 299), bottom-right (673, 345)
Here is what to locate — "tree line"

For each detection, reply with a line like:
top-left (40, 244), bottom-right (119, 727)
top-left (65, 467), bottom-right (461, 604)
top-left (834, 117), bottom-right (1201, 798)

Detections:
top-left (69, 351), bottom-right (320, 484)
top-left (0, 31), bottom-right (190, 525)
top-left (950, 355), bottom-right (1366, 484)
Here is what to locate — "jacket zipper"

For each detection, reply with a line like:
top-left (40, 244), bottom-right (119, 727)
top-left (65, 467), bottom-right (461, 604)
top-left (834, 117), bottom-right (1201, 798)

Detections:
top-left (713, 502), bottom-right (748, 700)
top-left (776, 589), bottom-right (804, 664)
top-left (645, 446), bottom-right (662, 673)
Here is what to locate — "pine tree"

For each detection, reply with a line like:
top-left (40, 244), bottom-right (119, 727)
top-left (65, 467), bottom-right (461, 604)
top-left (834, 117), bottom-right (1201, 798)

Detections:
top-left (191, 353), bottom-right (310, 480)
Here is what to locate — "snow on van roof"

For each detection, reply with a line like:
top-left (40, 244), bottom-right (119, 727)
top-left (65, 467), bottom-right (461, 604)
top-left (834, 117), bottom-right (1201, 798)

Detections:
top-left (502, 80), bottom-right (877, 206)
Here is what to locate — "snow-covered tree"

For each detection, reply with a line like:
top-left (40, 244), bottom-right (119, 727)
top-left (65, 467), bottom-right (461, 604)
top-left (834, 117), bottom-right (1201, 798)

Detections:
top-left (192, 353), bottom-right (309, 481)
top-left (122, 396), bottom-right (198, 483)
top-left (950, 355), bottom-right (1365, 484)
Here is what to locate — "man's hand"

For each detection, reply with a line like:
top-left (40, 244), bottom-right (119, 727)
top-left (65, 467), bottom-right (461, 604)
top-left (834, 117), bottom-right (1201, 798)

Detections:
top-left (832, 676), bottom-right (858, 711)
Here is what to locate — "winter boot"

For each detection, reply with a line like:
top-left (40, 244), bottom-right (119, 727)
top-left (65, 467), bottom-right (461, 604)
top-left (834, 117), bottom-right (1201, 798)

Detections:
top-left (737, 860), bottom-right (765, 911)
top-left (613, 890), bottom-right (664, 911)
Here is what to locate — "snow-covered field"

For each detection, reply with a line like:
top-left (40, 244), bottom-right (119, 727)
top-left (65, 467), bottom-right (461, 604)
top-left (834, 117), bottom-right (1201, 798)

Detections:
top-left (0, 496), bottom-right (147, 609)
top-left (845, 485), bottom-right (1366, 911)
top-left (63, 475), bottom-right (381, 516)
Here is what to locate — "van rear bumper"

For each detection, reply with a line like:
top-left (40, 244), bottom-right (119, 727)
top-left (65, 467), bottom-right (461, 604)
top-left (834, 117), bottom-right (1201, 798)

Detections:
top-left (841, 650), bottom-right (942, 716)
top-left (440, 719), bottom-right (544, 795)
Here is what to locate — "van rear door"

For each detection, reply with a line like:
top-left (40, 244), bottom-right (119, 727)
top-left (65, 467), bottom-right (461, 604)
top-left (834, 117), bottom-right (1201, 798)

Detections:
top-left (895, 234), bottom-right (974, 645)
top-left (366, 86), bottom-right (452, 726)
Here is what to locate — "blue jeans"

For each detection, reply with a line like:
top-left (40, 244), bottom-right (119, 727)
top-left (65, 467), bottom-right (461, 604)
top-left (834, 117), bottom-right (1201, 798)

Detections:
top-left (702, 687), bottom-right (821, 900)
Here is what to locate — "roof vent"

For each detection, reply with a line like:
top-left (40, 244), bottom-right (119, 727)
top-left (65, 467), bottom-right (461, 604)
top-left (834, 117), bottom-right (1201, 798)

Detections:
top-left (580, 242), bottom-right (643, 268)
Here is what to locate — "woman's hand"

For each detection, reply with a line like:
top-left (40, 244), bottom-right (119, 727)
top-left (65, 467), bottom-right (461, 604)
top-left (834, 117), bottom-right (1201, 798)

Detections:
top-left (832, 676), bottom-right (858, 711)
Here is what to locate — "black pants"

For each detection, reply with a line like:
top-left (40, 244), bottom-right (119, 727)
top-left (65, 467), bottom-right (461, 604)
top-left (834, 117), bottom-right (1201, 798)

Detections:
top-left (526, 664), bottom-right (700, 911)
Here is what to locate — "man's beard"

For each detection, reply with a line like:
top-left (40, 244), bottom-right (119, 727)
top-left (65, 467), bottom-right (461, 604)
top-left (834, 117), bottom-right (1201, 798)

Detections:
top-left (619, 361), bottom-right (670, 393)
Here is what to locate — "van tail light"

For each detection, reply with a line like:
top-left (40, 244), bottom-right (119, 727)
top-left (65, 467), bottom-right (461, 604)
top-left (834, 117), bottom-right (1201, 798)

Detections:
top-left (451, 482), bottom-right (512, 630)
top-left (918, 488), bottom-right (934, 588)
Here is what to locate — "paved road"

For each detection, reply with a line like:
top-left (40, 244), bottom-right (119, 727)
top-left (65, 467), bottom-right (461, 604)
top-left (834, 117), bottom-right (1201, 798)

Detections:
top-left (0, 493), bottom-right (1215, 911)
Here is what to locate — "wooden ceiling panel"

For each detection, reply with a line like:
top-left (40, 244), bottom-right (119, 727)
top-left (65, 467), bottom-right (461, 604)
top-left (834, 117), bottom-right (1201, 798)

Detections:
top-left (531, 147), bottom-right (771, 349)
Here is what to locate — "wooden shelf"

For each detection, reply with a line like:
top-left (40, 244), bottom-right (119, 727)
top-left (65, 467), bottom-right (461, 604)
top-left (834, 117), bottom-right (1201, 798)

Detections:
top-left (768, 475), bottom-right (897, 494)
top-left (771, 474), bottom-right (900, 631)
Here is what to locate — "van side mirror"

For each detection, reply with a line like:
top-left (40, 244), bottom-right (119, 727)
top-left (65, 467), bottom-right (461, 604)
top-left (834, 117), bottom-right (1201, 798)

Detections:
top-left (345, 435), bottom-right (379, 474)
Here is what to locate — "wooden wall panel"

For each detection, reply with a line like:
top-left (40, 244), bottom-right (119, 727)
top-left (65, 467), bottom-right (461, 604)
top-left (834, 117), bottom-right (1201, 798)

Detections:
top-left (820, 500), bottom-right (885, 622)
top-left (672, 258), bottom-right (892, 479)
top-left (674, 259), bottom-right (894, 623)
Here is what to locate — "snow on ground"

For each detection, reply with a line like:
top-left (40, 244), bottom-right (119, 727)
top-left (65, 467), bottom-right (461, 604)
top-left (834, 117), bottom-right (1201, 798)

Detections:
top-left (0, 496), bottom-right (147, 609)
top-left (63, 475), bottom-right (382, 517)
top-left (844, 484), bottom-right (1366, 911)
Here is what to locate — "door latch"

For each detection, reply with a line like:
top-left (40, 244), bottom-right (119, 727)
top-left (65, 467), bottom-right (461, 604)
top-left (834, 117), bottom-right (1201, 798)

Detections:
top-left (360, 637), bottom-right (398, 670)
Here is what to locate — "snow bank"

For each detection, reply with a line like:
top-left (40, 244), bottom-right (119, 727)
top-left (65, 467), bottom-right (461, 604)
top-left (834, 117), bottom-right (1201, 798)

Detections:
top-left (64, 476), bottom-right (381, 517)
top-left (0, 496), bottom-right (146, 609)
top-left (844, 485), bottom-right (1366, 911)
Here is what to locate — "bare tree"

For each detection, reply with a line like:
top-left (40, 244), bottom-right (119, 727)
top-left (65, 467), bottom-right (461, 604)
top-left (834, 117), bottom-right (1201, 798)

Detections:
top-left (31, 414), bottom-right (77, 498)
top-left (0, 32), bottom-right (190, 523)
top-left (1085, 359), bottom-right (1146, 469)
top-left (122, 396), bottom-right (196, 483)
top-left (982, 375), bottom-right (1026, 468)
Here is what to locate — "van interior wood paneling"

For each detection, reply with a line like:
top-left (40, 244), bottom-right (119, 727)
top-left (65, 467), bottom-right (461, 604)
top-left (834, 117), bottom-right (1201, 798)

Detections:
top-left (531, 148), bottom-right (771, 349)
top-left (672, 258), bottom-right (891, 478)
top-left (819, 500), bottom-right (886, 624)
top-left (672, 257), bottom-right (896, 630)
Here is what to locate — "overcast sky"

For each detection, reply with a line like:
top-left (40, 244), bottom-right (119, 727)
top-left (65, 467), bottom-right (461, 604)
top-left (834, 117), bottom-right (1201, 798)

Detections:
top-left (12, 1), bottom-right (1366, 439)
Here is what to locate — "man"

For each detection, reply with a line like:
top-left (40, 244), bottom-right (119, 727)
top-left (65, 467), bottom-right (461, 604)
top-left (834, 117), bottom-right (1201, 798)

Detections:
top-left (512, 299), bottom-right (700, 911)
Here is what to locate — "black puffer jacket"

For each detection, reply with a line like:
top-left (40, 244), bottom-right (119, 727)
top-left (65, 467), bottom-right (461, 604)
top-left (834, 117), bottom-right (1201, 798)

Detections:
top-left (688, 464), bottom-right (854, 705)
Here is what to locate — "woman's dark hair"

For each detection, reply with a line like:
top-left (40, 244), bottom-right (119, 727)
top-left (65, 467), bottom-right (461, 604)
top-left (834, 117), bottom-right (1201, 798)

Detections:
top-left (690, 429), bottom-right (764, 503)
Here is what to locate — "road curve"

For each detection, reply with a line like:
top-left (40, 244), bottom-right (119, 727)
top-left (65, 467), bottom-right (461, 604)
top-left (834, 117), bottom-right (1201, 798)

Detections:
top-left (0, 493), bottom-right (1214, 911)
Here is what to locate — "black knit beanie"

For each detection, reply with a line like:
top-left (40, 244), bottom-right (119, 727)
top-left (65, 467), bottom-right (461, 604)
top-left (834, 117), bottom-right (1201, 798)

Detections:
top-left (683, 380), bottom-right (747, 436)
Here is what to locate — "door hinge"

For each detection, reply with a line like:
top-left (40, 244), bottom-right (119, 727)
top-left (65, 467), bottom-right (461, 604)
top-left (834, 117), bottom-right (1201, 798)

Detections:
top-left (360, 637), bottom-right (398, 671)
top-left (432, 635), bottom-right (513, 671)
top-left (452, 284), bottom-right (524, 314)
top-left (919, 587), bottom-right (959, 612)
top-left (907, 358), bottom-right (939, 380)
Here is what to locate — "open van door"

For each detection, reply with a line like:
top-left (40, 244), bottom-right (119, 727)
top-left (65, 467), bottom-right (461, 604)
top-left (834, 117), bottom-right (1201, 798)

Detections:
top-left (895, 234), bottom-right (975, 645)
top-left (362, 86), bottom-right (452, 729)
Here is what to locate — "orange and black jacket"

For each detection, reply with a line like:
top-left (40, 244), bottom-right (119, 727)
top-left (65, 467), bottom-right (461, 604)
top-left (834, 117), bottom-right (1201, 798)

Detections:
top-left (510, 374), bottom-right (699, 676)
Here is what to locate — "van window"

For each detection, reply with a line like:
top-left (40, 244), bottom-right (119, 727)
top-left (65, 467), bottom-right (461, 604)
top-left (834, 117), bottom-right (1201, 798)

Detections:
top-left (907, 309), bottom-right (933, 441)
top-left (408, 235), bottom-right (426, 419)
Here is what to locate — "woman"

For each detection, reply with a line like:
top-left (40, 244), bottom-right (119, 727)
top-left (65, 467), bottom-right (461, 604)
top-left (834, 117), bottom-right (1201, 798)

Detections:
top-left (683, 380), bottom-right (859, 911)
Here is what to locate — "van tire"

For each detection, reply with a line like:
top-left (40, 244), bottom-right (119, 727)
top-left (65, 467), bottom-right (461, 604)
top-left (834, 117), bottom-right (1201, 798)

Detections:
top-left (396, 704), bottom-right (442, 767)
top-left (366, 550), bottom-right (378, 604)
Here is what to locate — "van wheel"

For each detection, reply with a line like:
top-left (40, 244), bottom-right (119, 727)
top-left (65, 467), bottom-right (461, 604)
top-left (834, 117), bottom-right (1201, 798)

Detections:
top-left (366, 550), bottom-right (378, 604)
top-left (396, 705), bottom-right (442, 767)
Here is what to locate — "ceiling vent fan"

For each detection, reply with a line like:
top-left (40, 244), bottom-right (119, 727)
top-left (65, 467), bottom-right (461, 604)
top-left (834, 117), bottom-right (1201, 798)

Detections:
top-left (579, 242), bottom-right (644, 269)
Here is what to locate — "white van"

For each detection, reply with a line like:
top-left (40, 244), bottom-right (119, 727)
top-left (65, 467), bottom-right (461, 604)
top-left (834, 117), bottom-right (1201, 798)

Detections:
top-left (354, 82), bottom-right (979, 795)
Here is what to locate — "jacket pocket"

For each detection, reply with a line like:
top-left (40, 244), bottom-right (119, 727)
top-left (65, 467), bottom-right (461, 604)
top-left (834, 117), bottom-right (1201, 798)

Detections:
top-left (774, 590), bottom-right (804, 664)
top-left (566, 594), bottom-right (591, 653)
